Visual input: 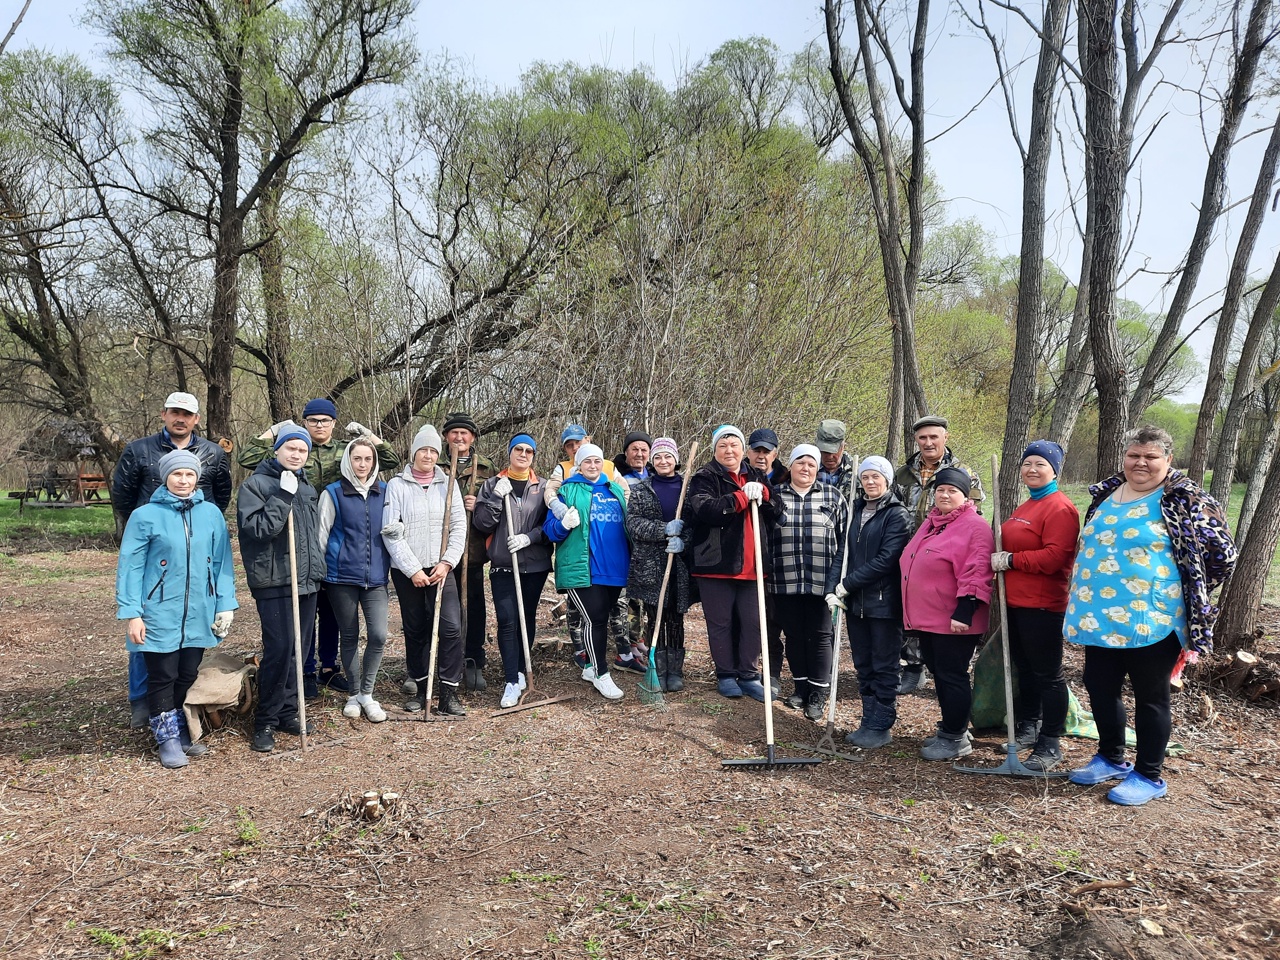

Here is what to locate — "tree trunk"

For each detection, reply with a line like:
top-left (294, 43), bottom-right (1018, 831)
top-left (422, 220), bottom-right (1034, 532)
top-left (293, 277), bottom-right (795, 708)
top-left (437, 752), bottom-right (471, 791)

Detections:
top-left (1210, 245), bottom-right (1280, 506)
top-left (1082, 0), bottom-right (1129, 474)
top-left (1189, 110), bottom-right (1280, 482)
top-left (255, 169), bottom-right (297, 422)
top-left (999, 0), bottom-right (1069, 518)
top-left (1236, 405), bottom-right (1280, 543)
top-left (1129, 0), bottom-right (1275, 422)
top-left (1048, 220), bottom-right (1094, 453)
top-left (1215, 436), bottom-right (1280, 648)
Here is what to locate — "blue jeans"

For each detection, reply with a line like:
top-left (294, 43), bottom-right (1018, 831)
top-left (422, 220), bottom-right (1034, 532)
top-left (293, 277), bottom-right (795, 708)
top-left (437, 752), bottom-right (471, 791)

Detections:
top-left (491, 568), bottom-right (548, 684)
top-left (325, 583), bottom-right (389, 697)
top-left (128, 650), bottom-right (148, 701)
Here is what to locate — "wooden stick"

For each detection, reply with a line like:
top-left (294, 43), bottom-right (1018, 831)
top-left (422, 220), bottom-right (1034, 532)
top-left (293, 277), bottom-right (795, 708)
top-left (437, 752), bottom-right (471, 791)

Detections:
top-left (422, 446), bottom-right (460, 718)
top-left (287, 511), bottom-right (309, 752)
top-left (751, 499), bottom-right (775, 748)
top-left (458, 452), bottom-right (480, 640)
top-left (991, 453), bottom-right (1015, 750)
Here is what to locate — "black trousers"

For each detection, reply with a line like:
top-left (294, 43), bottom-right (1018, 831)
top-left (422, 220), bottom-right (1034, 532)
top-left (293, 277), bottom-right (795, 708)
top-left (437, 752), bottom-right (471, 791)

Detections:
top-left (392, 569), bottom-right (464, 689)
top-left (143, 647), bottom-right (205, 716)
top-left (455, 563), bottom-right (488, 665)
top-left (491, 568), bottom-right (548, 684)
top-left (1082, 632), bottom-right (1181, 781)
top-left (566, 584), bottom-right (622, 677)
top-left (643, 588), bottom-right (686, 650)
top-left (255, 591), bottom-right (318, 731)
top-left (304, 584), bottom-right (340, 675)
top-left (765, 592), bottom-right (783, 679)
top-left (1007, 606), bottom-right (1069, 738)
top-left (697, 577), bottom-right (762, 681)
top-left (848, 616), bottom-right (902, 707)
top-left (772, 594), bottom-right (834, 696)
top-left (919, 631), bottom-right (981, 737)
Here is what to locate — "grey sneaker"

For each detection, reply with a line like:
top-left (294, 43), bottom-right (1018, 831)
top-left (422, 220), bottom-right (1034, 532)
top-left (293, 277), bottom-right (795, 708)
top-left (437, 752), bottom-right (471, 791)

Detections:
top-left (920, 735), bottom-right (973, 761)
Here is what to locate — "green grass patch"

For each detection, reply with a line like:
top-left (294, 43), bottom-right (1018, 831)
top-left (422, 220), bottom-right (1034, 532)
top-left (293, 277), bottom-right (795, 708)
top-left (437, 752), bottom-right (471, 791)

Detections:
top-left (0, 495), bottom-right (115, 541)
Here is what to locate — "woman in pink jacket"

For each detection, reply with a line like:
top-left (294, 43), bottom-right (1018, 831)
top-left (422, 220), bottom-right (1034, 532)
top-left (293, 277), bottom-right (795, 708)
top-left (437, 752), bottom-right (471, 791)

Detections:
top-left (899, 467), bottom-right (995, 761)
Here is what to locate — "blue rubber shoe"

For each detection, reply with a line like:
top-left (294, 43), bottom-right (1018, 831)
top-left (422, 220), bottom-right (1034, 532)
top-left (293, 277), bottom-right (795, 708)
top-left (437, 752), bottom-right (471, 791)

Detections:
top-left (717, 676), bottom-right (743, 698)
top-left (1068, 754), bottom-right (1133, 786)
top-left (738, 678), bottom-right (767, 703)
top-left (1107, 771), bottom-right (1168, 806)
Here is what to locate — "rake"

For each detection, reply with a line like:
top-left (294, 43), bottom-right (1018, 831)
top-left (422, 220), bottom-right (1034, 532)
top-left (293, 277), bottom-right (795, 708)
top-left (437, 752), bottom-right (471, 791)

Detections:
top-left (638, 440), bottom-right (698, 706)
top-left (954, 454), bottom-right (1068, 778)
top-left (491, 491), bottom-right (574, 717)
top-left (722, 499), bottom-right (823, 771)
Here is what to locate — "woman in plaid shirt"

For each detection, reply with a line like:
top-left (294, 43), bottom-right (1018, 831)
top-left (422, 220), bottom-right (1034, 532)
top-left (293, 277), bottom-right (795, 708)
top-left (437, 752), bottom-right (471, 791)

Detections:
top-left (768, 444), bottom-right (848, 721)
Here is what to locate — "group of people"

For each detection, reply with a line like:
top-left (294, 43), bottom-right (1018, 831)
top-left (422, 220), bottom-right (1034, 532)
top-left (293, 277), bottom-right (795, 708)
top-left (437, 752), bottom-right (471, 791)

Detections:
top-left (112, 394), bottom-right (1236, 806)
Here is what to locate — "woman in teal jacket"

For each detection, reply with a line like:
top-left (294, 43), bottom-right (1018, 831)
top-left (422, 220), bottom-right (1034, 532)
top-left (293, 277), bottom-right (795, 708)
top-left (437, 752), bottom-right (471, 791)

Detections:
top-left (117, 450), bottom-right (238, 768)
top-left (544, 443), bottom-right (631, 701)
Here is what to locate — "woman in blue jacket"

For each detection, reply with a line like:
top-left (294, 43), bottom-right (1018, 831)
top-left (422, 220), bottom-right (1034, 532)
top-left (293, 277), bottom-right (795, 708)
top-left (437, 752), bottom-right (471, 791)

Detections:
top-left (116, 449), bottom-right (238, 768)
top-left (318, 438), bottom-right (392, 723)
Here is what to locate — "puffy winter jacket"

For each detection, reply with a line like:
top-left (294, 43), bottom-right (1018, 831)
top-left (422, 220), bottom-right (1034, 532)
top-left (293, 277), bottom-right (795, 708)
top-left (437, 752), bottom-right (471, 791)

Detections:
top-left (472, 471), bottom-right (552, 573)
top-left (826, 493), bottom-right (911, 619)
top-left (112, 431), bottom-right (232, 522)
top-left (686, 459), bottom-right (780, 577)
top-left (382, 466), bottom-right (467, 577)
top-left (625, 476), bottom-right (693, 613)
top-left (117, 487), bottom-right (238, 652)
top-left (317, 442), bottom-right (391, 588)
top-left (899, 501), bottom-right (994, 636)
top-left (236, 458), bottom-right (324, 600)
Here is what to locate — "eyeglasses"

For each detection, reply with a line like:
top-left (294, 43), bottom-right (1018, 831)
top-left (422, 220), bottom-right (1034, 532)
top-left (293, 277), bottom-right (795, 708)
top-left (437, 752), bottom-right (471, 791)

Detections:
top-left (511, 445), bottom-right (534, 455)
top-left (304, 418), bottom-right (335, 427)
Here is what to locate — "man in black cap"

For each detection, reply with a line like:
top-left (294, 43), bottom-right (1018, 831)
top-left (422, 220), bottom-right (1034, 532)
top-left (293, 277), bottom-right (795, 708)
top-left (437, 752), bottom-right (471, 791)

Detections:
top-left (894, 414), bottom-right (985, 693)
top-left (747, 429), bottom-right (788, 485)
top-left (441, 411), bottom-right (497, 692)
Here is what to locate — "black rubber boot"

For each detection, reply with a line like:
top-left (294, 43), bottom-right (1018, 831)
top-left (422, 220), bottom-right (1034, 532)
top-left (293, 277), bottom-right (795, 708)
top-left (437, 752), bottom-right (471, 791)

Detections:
top-left (654, 648), bottom-right (670, 692)
top-left (667, 648), bottom-right (685, 693)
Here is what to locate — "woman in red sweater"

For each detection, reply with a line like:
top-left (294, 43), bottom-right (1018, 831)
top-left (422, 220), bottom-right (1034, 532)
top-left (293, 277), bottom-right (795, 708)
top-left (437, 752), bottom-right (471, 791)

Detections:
top-left (990, 440), bottom-right (1080, 770)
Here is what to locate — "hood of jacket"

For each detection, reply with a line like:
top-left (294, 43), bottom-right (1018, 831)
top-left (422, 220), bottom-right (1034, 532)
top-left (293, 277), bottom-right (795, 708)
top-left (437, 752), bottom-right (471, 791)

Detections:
top-left (147, 486), bottom-right (208, 509)
top-left (340, 440), bottom-right (381, 497)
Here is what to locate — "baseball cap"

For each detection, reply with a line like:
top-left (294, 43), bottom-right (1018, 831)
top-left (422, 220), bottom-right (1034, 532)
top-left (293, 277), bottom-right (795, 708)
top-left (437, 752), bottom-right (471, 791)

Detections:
top-left (814, 419), bottom-right (846, 454)
top-left (748, 428), bottom-right (779, 451)
top-left (164, 392), bottom-right (199, 414)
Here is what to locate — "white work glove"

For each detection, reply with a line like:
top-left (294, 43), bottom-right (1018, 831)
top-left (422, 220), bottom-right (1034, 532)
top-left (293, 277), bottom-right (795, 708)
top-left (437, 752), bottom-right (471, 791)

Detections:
top-left (666, 536), bottom-right (684, 554)
top-left (279, 470), bottom-right (298, 495)
top-left (825, 593), bottom-right (846, 612)
top-left (562, 507), bottom-right (581, 530)
top-left (664, 518), bottom-right (684, 536)
top-left (549, 498), bottom-right (569, 520)
top-left (211, 611), bottom-right (234, 638)
top-left (381, 520), bottom-right (405, 542)
top-left (991, 552), bottom-right (1013, 573)
top-left (834, 583), bottom-right (848, 600)
top-left (742, 481), bottom-right (764, 503)
top-left (346, 421), bottom-right (373, 438)
top-left (494, 476), bottom-right (513, 499)
top-left (507, 533), bottom-right (531, 553)
top-left (269, 419), bottom-right (292, 438)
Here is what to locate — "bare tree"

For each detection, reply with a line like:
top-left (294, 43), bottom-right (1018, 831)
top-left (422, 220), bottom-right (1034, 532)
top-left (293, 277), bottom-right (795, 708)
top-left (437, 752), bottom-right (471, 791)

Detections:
top-left (824, 0), bottom-right (931, 461)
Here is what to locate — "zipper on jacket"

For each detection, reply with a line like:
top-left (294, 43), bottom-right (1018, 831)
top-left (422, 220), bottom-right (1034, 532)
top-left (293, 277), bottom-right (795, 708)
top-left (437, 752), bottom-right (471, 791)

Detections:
top-left (148, 570), bottom-right (168, 601)
top-left (180, 509), bottom-right (192, 648)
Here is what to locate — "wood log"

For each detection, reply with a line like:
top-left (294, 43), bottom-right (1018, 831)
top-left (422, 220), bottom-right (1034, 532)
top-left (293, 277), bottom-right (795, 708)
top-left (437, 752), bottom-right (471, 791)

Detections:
top-left (1245, 678), bottom-right (1280, 701)
top-left (1216, 651), bottom-right (1259, 695)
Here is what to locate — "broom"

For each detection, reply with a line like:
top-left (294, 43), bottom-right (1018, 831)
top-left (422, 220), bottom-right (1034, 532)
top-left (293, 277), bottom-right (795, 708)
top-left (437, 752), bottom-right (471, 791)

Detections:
top-left (638, 440), bottom-right (698, 706)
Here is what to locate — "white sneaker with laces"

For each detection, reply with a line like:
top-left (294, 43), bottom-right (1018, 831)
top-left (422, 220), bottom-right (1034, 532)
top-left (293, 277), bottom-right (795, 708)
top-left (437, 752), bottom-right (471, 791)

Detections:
top-left (517, 672), bottom-right (527, 691)
top-left (581, 665), bottom-right (598, 682)
top-left (342, 696), bottom-right (362, 719)
top-left (358, 695), bottom-right (387, 723)
top-left (500, 682), bottom-right (522, 708)
top-left (592, 672), bottom-right (624, 700)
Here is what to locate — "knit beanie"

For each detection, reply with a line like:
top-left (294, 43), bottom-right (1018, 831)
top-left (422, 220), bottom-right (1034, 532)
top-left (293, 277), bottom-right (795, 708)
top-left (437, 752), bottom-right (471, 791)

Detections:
top-left (159, 449), bottom-right (202, 481)
top-left (858, 455), bottom-right (894, 485)
top-left (789, 443), bottom-right (820, 466)
top-left (650, 437), bottom-right (679, 462)
top-left (932, 466), bottom-right (973, 494)
top-left (442, 411), bottom-right (480, 436)
top-left (302, 398), bottom-right (338, 420)
top-left (711, 424), bottom-right (745, 449)
top-left (1022, 439), bottom-right (1064, 477)
top-left (575, 443), bottom-right (604, 467)
top-left (410, 425), bottom-right (443, 459)
top-left (509, 433), bottom-right (537, 452)
top-left (622, 430), bottom-right (653, 452)
top-left (274, 421), bottom-right (313, 451)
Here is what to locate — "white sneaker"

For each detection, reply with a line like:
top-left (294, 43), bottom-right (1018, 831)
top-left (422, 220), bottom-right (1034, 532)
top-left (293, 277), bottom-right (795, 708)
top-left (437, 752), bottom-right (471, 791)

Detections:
top-left (359, 695), bottom-right (386, 723)
top-left (500, 682), bottom-right (522, 708)
top-left (592, 672), bottom-right (624, 700)
top-left (517, 672), bottom-right (527, 691)
top-left (342, 696), bottom-right (362, 719)
top-left (581, 665), bottom-right (598, 682)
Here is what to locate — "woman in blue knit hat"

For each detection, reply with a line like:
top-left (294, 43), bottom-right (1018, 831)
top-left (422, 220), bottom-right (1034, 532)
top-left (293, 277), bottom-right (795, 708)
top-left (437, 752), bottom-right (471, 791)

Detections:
top-left (989, 440), bottom-right (1080, 770)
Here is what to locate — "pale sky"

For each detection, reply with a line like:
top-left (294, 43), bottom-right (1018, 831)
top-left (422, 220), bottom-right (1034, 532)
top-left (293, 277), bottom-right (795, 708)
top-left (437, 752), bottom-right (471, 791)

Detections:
top-left (11, 0), bottom-right (1280, 402)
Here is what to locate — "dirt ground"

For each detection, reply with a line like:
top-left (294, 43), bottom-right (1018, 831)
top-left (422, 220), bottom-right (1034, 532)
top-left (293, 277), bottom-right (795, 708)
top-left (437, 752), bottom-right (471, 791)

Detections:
top-left (0, 535), bottom-right (1277, 959)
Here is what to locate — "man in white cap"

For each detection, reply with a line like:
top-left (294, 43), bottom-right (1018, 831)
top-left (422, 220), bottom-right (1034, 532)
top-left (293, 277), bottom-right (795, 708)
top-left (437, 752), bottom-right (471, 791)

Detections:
top-left (111, 390), bottom-right (233, 728)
